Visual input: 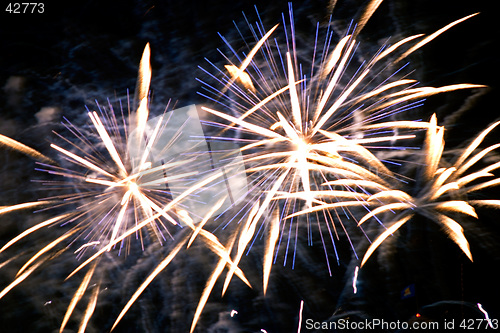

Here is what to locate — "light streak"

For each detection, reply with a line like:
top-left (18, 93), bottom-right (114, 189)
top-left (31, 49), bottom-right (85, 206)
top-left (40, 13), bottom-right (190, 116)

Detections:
top-left (189, 231), bottom-right (239, 333)
top-left (297, 300), bottom-right (304, 333)
top-left (0, 133), bottom-right (55, 164)
top-left (353, 266), bottom-right (359, 294)
top-left (74, 241), bottom-right (100, 254)
top-left (78, 284), bottom-right (100, 333)
top-left (0, 261), bottom-right (43, 300)
top-left (477, 303), bottom-right (494, 328)
top-left (112, 236), bottom-right (188, 331)
top-left (60, 262), bottom-right (97, 333)
top-left (0, 201), bottom-right (52, 215)
top-left (263, 208), bottom-right (280, 295)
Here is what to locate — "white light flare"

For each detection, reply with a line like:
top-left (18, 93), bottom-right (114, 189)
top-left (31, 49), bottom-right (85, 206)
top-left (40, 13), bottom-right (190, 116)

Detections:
top-left (297, 300), bottom-right (304, 333)
top-left (353, 266), bottom-right (359, 294)
top-left (477, 303), bottom-right (494, 328)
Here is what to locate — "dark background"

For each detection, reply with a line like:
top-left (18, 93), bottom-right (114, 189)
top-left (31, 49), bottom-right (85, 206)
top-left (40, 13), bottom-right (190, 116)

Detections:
top-left (0, 0), bottom-right (498, 332)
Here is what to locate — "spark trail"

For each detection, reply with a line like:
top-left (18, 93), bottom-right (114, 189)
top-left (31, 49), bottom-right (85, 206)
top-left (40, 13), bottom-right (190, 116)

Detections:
top-left (0, 133), bottom-right (55, 164)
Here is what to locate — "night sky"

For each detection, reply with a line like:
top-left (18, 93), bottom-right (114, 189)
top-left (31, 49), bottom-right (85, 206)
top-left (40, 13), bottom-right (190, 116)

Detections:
top-left (0, 1), bottom-right (498, 332)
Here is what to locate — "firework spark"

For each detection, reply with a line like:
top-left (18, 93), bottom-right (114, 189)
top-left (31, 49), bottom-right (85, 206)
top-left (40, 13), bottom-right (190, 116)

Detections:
top-left (357, 114), bottom-right (500, 266)
top-left (198, 0), bottom-right (483, 276)
top-left (109, 194), bottom-right (253, 333)
top-left (477, 303), bottom-right (494, 328)
top-left (33, 44), bottom-right (201, 253)
top-left (0, 44), bottom-right (221, 332)
top-left (352, 265), bottom-right (359, 294)
top-left (0, 133), bottom-right (55, 164)
top-left (0, 1), bottom-right (493, 332)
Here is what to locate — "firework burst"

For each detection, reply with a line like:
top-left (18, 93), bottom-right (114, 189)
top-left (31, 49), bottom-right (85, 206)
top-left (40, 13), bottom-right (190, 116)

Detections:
top-left (197, 0), bottom-right (483, 279)
top-left (356, 114), bottom-right (500, 266)
top-left (0, 44), bottom-right (228, 332)
top-left (0, 1), bottom-right (493, 332)
top-left (0, 44), bottom-right (199, 255)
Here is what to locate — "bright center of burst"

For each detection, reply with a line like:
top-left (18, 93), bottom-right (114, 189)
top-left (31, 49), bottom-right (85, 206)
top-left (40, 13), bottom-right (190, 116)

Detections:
top-left (119, 181), bottom-right (140, 206)
top-left (294, 138), bottom-right (310, 156)
top-left (127, 181), bottom-right (139, 192)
